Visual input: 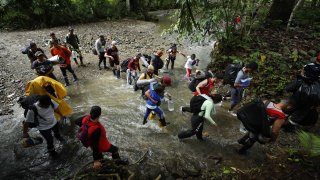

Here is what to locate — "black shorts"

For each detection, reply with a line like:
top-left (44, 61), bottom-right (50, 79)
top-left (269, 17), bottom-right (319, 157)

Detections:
top-left (109, 59), bottom-right (120, 67)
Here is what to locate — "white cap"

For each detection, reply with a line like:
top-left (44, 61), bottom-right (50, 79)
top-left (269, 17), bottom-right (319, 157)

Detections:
top-left (111, 41), bottom-right (117, 45)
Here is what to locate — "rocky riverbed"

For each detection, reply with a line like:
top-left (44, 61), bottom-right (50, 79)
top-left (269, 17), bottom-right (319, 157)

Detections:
top-left (0, 19), bottom-right (180, 116)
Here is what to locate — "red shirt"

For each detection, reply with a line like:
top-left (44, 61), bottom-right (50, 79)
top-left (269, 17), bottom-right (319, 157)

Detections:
top-left (194, 78), bottom-right (214, 96)
top-left (128, 58), bottom-right (141, 71)
top-left (82, 116), bottom-right (111, 153)
top-left (266, 102), bottom-right (287, 120)
top-left (50, 46), bottom-right (71, 65)
top-left (106, 47), bottom-right (119, 61)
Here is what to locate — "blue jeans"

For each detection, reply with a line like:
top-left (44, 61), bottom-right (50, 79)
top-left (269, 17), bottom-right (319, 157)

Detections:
top-left (231, 87), bottom-right (244, 107)
top-left (144, 106), bottom-right (166, 126)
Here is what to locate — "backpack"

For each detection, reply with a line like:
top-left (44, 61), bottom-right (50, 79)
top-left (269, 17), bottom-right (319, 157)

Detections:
top-left (120, 58), bottom-right (131, 72)
top-left (188, 71), bottom-right (213, 92)
top-left (223, 64), bottom-right (242, 86)
top-left (76, 116), bottom-right (97, 148)
top-left (236, 99), bottom-right (271, 137)
top-left (77, 123), bottom-right (90, 147)
top-left (21, 47), bottom-right (30, 54)
top-left (293, 80), bottom-right (320, 107)
top-left (190, 95), bottom-right (207, 114)
top-left (151, 54), bottom-right (164, 69)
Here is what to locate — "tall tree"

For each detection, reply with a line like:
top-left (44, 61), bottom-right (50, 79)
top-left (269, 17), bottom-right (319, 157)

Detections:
top-left (268, 0), bottom-right (296, 23)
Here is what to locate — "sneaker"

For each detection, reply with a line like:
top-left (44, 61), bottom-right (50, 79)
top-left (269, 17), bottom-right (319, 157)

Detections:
top-left (99, 67), bottom-right (102, 70)
top-left (228, 110), bottom-right (237, 117)
top-left (180, 106), bottom-right (184, 114)
top-left (73, 78), bottom-right (78, 82)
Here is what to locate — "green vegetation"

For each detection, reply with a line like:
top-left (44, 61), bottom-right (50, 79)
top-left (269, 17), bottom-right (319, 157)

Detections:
top-left (169, 0), bottom-right (320, 99)
top-left (298, 131), bottom-right (320, 157)
top-left (0, 0), bottom-right (177, 29)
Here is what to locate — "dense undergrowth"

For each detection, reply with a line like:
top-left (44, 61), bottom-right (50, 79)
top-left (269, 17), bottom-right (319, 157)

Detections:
top-left (0, 0), bottom-right (176, 30)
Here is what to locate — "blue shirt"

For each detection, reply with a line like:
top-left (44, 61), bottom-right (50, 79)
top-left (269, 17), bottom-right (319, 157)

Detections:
top-left (146, 82), bottom-right (164, 109)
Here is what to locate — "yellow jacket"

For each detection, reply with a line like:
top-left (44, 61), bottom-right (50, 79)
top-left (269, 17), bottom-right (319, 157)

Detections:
top-left (25, 76), bottom-right (72, 118)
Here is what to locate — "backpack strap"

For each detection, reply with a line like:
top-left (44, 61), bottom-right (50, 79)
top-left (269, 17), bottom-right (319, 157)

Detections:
top-left (30, 105), bottom-right (39, 126)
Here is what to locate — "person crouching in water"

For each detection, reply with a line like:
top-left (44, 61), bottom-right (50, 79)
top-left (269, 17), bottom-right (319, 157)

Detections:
top-left (143, 76), bottom-right (172, 128)
top-left (178, 92), bottom-right (222, 141)
top-left (237, 99), bottom-right (291, 155)
top-left (75, 106), bottom-right (128, 170)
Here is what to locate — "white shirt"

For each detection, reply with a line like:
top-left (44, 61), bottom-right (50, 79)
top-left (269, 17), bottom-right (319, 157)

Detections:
top-left (184, 57), bottom-right (195, 69)
top-left (26, 100), bottom-right (59, 131)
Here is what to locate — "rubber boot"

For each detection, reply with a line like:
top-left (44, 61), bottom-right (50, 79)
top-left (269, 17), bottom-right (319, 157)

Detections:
top-left (73, 58), bottom-right (79, 65)
top-left (237, 133), bottom-right (250, 145)
top-left (64, 77), bottom-right (70, 86)
top-left (238, 138), bottom-right (256, 155)
top-left (79, 56), bottom-right (84, 66)
top-left (143, 118), bottom-right (147, 125)
top-left (116, 69), bottom-right (120, 79)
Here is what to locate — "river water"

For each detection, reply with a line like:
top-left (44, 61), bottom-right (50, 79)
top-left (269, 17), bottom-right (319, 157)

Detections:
top-left (0, 11), bottom-right (265, 179)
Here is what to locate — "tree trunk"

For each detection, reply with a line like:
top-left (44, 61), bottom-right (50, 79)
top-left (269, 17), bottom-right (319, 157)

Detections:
top-left (126, 0), bottom-right (130, 11)
top-left (286, 0), bottom-right (304, 31)
top-left (268, 0), bottom-right (297, 24)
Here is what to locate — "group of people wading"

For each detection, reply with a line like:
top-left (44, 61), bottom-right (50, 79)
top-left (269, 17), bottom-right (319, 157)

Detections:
top-left (20, 27), bottom-right (320, 170)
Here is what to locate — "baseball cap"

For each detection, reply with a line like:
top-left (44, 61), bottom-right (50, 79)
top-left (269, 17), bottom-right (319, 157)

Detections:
top-left (35, 51), bottom-right (44, 57)
top-left (162, 75), bottom-right (172, 86)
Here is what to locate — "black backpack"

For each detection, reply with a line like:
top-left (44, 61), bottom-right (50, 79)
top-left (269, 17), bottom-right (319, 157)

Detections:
top-left (293, 80), bottom-right (320, 107)
top-left (223, 64), bottom-right (242, 86)
top-left (19, 95), bottom-right (53, 126)
top-left (188, 71), bottom-right (213, 92)
top-left (151, 54), bottom-right (164, 69)
top-left (236, 99), bottom-right (271, 137)
top-left (190, 95), bottom-right (207, 114)
top-left (21, 46), bottom-right (30, 54)
top-left (120, 58), bottom-right (131, 72)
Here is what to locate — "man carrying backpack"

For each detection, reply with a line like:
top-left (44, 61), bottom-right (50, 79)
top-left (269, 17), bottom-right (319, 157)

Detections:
top-left (228, 62), bottom-right (258, 116)
top-left (75, 106), bottom-right (128, 170)
top-left (284, 52), bottom-right (320, 127)
top-left (27, 42), bottom-right (47, 66)
top-left (151, 49), bottom-right (164, 76)
top-left (22, 95), bottom-right (65, 157)
top-left (236, 99), bottom-right (290, 154)
top-left (66, 28), bottom-right (84, 66)
top-left (178, 93), bottom-right (222, 141)
top-left (181, 72), bottom-right (224, 113)
top-left (126, 53), bottom-right (142, 85)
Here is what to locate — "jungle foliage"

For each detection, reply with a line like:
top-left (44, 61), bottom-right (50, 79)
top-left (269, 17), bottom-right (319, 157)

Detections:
top-left (0, 0), bottom-right (177, 29)
top-left (168, 0), bottom-right (320, 98)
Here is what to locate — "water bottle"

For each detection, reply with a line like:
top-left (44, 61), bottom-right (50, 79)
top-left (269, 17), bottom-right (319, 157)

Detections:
top-left (22, 137), bottom-right (43, 148)
top-left (168, 98), bottom-right (174, 111)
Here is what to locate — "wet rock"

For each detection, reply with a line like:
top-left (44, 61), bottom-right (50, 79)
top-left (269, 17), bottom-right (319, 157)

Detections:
top-left (7, 93), bottom-right (15, 98)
